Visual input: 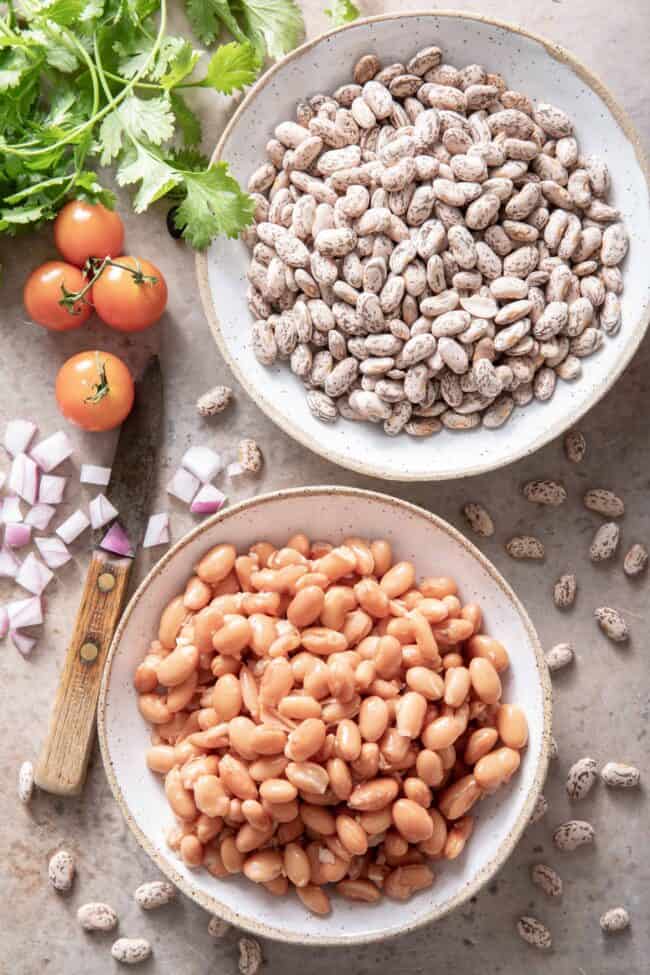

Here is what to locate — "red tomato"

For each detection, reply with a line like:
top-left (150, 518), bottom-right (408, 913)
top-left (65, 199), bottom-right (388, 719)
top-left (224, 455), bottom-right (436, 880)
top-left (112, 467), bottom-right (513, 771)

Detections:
top-left (55, 351), bottom-right (134, 432)
top-left (24, 261), bottom-right (92, 331)
top-left (54, 201), bottom-right (125, 267)
top-left (92, 256), bottom-right (168, 332)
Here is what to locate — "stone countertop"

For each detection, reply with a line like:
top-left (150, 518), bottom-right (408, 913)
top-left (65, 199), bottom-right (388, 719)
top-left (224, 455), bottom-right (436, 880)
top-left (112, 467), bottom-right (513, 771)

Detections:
top-left (1, 1), bottom-right (648, 972)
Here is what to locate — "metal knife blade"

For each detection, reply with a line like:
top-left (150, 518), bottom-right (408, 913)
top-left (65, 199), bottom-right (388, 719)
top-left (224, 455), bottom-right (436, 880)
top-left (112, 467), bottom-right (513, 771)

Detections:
top-left (93, 355), bottom-right (163, 550)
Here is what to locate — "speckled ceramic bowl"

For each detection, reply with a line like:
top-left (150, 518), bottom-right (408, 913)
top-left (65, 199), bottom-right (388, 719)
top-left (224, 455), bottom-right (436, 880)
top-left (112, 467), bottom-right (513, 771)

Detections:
top-left (196, 10), bottom-right (650, 482)
top-left (98, 487), bottom-right (551, 945)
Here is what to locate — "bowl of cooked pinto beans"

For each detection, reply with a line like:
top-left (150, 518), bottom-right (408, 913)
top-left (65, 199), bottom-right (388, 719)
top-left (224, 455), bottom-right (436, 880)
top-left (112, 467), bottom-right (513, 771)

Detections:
top-left (98, 487), bottom-right (551, 944)
top-left (196, 11), bottom-right (650, 481)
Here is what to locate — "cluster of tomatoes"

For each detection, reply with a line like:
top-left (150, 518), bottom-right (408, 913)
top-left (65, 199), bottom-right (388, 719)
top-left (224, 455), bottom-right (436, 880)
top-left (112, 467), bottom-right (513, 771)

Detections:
top-left (23, 200), bottom-right (169, 431)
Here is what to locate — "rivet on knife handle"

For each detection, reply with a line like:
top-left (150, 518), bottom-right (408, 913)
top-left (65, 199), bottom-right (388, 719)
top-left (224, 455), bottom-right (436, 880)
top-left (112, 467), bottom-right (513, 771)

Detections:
top-left (34, 551), bottom-right (131, 796)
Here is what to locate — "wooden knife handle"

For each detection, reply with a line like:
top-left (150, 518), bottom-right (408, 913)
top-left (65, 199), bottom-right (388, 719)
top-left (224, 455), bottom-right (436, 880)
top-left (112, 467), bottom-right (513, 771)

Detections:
top-left (35, 550), bottom-right (132, 796)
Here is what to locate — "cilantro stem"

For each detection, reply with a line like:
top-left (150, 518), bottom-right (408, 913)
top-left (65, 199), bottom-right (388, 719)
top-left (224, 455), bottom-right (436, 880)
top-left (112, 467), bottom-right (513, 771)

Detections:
top-left (4, 174), bottom-right (79, 205)
top-left (102, 70), bottom-right (163, 91)
top-left (101, 70), bottom-right (204, 92)
top-left (1, 0), bottom-right (168, 157)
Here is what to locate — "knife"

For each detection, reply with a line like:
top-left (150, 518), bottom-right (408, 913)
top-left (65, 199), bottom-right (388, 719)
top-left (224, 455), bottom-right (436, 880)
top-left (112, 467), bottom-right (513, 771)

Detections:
top-left (35, 355), bottom-right (163, 796)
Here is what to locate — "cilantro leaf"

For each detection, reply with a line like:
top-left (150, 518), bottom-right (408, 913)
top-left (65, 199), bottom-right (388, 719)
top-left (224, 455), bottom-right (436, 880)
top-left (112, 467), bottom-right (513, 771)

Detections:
top-left (185, 0), bottom-right (247, 46)
top-left (116, 143), bottom-right (182, 210)
top-left (118, 35), bottom-right (201, 84)
top-left (200, 41), bottom-right (259, 94)
top-left (99, 93), bottom-right (175, 162)
top-left (158, 39), bottom-right (202, 87)
top-left (174, 161), bottom-right (254, 248)
top-left (23, 22), bottom-right (80, 72)
top-left (164, 145), bottom-right (209, 170)
top-left (230, 0), bottom-right (304, 60)
top-left (324, 0), bottom-right (359, 26)
top-left (170, 91), bottom-right (202, 145)
top-left (0, 50), bottom-right (33, 91)
top-left (79, 0), bottom-right (105, 22)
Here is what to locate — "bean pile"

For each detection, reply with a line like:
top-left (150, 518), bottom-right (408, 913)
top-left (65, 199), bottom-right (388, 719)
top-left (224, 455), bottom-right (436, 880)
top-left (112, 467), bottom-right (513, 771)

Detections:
top-left (135, 534), bottom-right (528, 915)
top-left (244, 44), bottom-right (628, 437)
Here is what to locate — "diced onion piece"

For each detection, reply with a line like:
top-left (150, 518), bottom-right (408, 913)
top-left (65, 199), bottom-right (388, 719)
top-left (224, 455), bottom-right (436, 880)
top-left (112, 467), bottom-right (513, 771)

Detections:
top-left (167, 467), bottom-right (200, 503)
top-left (100, 522), bottom-right (134, 558)
top-left (35, 535), bottom-right (71, 569)
top-left (181, 446), bottom-right (223, 483)
top-left (16, 552), bottom-right (53, 595)
top-left (56, 509), bottom-right (90, 544)
top-left (9, 453), bottom-right (39, 505)
top-left (80, 464), bottom-right (111, 486)
top-left (30, 431), bottom-right (73, 472)
top-left (4, 419), bottom-right (37, 458)
top-left (190, 484), bottom-right (228, 515)
top-left (143, 513), bottom-right (170, 549)
top-left (0, 472), bottom-right (4, 492)
top-left (7, 595), bottom-right (43, 627)
top-left (0, 547), bottom-right (20, 578)
top-left (11, 631), bottom-right (37, 656)
top-left (4, 522), bottom-right (32, 548)
top-left (38, 474), bottom-right (67, 505)
top-left (89, 493), bottom-right (118, 529)
top-left (0, 606), bottom-right (7, 638)
top-left (226, 461), bottom-right (245, 478)
top-left (1, 496), bottom-right (23, 524)
top-left (25, 503), bottom-right (56, 531)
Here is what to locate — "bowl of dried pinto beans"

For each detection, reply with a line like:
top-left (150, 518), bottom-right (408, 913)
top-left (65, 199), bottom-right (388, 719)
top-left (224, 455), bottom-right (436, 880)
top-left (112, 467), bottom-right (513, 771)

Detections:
top-left (196, 11), bottom-right (650, 482)
top-left (98, 487), bottom-right (551, 945)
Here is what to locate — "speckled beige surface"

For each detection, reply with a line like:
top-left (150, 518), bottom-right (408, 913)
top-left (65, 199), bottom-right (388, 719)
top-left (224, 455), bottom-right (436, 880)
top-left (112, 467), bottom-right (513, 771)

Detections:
top-left (1, 1), bottom-right (648, 972)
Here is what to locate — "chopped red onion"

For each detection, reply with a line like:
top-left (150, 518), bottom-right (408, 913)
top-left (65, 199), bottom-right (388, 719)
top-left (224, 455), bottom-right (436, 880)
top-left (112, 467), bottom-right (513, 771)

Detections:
top-left (4, 522), bottom-right (31, 548)
top-left (100, 522), bottom-right (134, 558)
top-left (4, 419), bottom-right (37, 458)
top-left (16, 552), bottom-right (53, 595)
top-left (38, 474), bottom-right (67, 505)
top-left (56, 509), bottom-right (90, 544)
top-left (80, 464), bottom-right (111, 486)
top-left (181, 446), bottom-right (223, 483)
top-left (0, 547), bottom-right (20, 578)
top-left (143, 513), bottom-right (170, 548)
top-left (7, 595), bottom-right (43, 627)
top-left (11, 631), bottom-right (36, 656)
top-left (30, 430), bottom-right (73, 472)
top-left (35, 535), bottom-right (71, 569)
top-left (167, 467), bottom-right (200, 504)
top-left (226, 461), bottom-right (245, 478)
top-left (25, 503), bottom-right (56, 531)
top-left (89, 493), bottom-right (118, 529)
top-left (0, 606), bottom-right (7, 638)
top-left (190, 484), bottom-right (228, 515)
top-left (1, 496), bottom-right (23, 524)
top-left (9, 453), bottom-right (39, 505)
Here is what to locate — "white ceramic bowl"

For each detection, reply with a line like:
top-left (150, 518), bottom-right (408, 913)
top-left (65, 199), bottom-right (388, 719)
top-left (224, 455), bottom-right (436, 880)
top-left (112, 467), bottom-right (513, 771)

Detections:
top-left (196, 11), bottom-right (650, 482)
top-left (98, 487), bottom-right (551, 945)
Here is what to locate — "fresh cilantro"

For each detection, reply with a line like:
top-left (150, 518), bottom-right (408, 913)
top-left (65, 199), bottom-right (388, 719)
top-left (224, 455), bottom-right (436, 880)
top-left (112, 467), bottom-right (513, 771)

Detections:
top-left (200, 41), bottom-right (260, 94)
top-left (116, 144), bottom-right (182, 210)
top-left (0, 0), bottom-right (304, 247)
top-left (324, 0), bottom-right (360, 26)
top-left (174, 162), bottom-right (255, 248)
top-left (169, 91), bottom-right (202, 145)
top-left (99, 93), bottom-right (175, 162)
top-left (185, 0), bottom-right (247, 47)
top-left (230, 0), bottom-right (303, 60)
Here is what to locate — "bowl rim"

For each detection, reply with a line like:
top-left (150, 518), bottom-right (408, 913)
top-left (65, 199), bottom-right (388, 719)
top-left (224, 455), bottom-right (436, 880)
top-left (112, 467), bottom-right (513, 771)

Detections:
top-left (98, 485), bottom-right (552, 946)
top-left (196, 8), bottom-right (650, 483)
